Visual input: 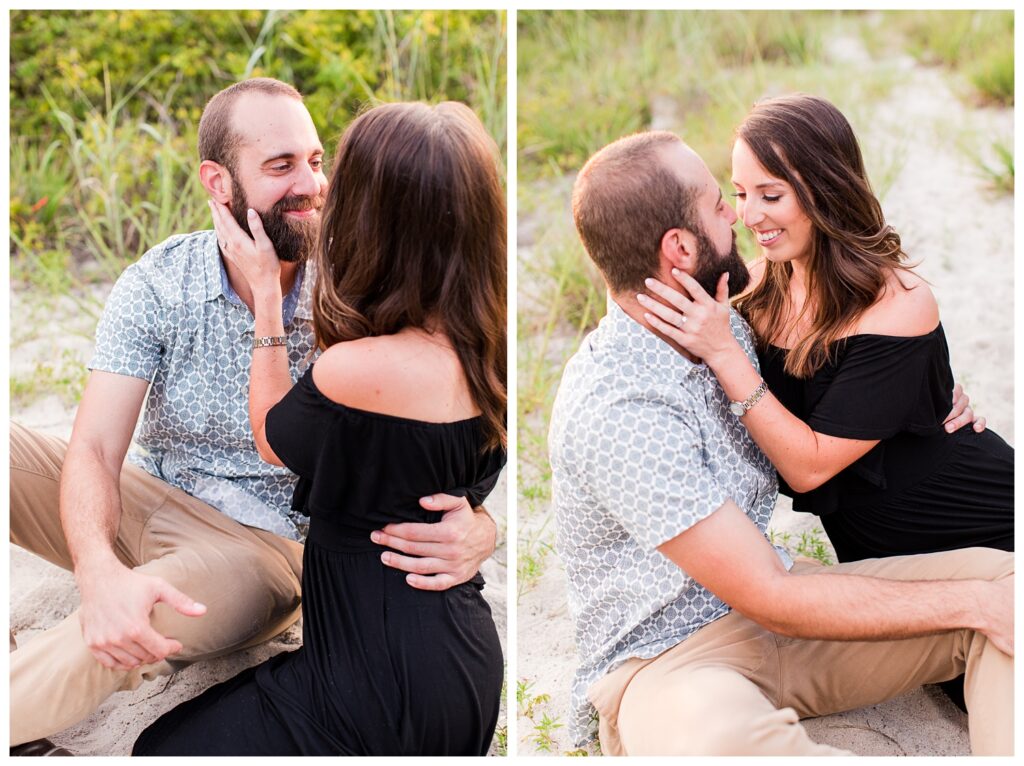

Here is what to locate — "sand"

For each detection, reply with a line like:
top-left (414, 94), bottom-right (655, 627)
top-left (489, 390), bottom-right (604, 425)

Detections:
top-left (516, 30), bottom-right (1013, 757)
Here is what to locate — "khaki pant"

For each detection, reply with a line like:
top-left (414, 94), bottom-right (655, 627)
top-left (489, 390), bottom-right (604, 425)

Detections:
top-left (590, 549), bottom-right (1013, 756)
top-left (9, 423), bottom-right (304, 745)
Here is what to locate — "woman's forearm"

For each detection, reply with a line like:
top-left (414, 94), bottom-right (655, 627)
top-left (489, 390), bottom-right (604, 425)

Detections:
top-left (705, 344), bottom-right (873, 492)
top-left (249, 289), bottom-right (291, 464)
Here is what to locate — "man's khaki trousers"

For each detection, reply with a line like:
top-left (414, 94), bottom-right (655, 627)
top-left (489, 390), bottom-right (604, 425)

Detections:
top-left (9, 423), bottom-right (305, 745)
top-left (590, 548), bottom-right (1013, 756)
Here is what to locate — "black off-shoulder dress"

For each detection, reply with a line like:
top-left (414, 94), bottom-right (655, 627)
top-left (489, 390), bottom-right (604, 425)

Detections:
top-left (133, 367), bottom-right (506, 756)
top-left (760, 325), bottom-right (1013, 563)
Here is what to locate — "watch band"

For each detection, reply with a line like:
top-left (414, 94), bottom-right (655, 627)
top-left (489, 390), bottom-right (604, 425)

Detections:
top-left (253, 335), bottom-right (288, 349)
top-left (730, 379), bottom-right (768, 417)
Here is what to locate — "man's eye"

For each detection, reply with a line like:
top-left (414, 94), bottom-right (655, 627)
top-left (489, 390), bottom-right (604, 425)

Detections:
top-left (311, 159), bottom-right (324, 170)
top-left (272, 164), bottom-right (291, 172)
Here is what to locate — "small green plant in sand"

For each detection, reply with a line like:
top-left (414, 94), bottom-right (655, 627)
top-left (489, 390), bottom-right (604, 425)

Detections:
top-left (972, 140), bottom-right (1014, 195)
top-left (490, 673), bottom-right (508, 755)
top-left (10, 349), bottom-right (91, 408)
top-left (518, 678), bottom-right (571, 753)
top-left (531, 711), bottom-right (564, 752)
top-left (518, 536), bottom-right (554, 599)
top-left (517, 679), bottom-right (550, 717)
top-left (769, 526), bottom-right (835, 566)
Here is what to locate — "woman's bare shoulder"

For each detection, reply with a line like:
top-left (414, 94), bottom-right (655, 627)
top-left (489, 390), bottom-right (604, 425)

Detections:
top-left (311, 333), bottom-right (477, 421)
top-left (856, 269), bottom-right (939, 337)
top-left (311, 337), bottom-right (402, 408)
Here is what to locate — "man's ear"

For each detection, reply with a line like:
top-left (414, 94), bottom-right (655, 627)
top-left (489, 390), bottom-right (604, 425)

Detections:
top-left (659, 227), bottom-right (700, 273)
top-left (199, 160), bottom-right (233, 204)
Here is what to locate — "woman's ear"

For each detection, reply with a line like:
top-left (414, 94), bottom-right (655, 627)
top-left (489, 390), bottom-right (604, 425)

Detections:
top-left (199, 160), bottom-right (233, 204)
top-left (659, 227), bottom-right (700, 273)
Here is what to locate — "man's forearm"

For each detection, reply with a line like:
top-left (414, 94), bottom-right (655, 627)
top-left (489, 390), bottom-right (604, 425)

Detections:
top-left (754, 571), bottom-right (989, 642)
top-left (60, 444), bottom-right (125, 574)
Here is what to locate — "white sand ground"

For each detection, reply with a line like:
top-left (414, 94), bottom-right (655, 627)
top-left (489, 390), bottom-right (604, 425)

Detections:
top-left (516, 31), bottom-right (1013, 757)
top-left (9, 302), bottom-right (509, 755)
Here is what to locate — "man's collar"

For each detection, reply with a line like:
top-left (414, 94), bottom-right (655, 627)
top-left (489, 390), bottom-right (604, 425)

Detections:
top-left (203, 229), bottom-right (312, 325)
top-left (601, 296), bottom-right (707, 379)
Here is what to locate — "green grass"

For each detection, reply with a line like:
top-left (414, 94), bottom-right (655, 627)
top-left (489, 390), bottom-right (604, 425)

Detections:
top-left (517, 679), bottom-right (565, 753)
top-left (976, 141), bottom-right (1014, 194)
top-left (493, 674), bottom-right (508, 755)
top-left (10, 349), bottom-right (91, 408)
top-left (768, 526), bottom-right (835, 566)
top-left (889, 10), bottom-right (1014, 105)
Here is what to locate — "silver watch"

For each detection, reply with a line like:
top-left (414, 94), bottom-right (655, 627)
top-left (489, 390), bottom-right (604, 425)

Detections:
top-left (729, 379), bottom-right (768, 417)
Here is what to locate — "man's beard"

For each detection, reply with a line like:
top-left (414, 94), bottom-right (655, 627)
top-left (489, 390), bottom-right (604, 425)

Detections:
top-left (230, 185), bottom-right (325, 264)
top-left (691, 229), bottom-right (751, 298)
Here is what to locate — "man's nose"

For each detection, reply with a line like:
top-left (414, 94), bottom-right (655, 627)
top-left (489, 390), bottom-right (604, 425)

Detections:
top-left (291, 164), bottom-right (322, 197)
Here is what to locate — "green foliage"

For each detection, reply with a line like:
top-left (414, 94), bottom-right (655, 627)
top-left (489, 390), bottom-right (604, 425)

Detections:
top-left (768, 526), bottom-right (834, 566)
top-left (974, 140), bottom-right (1014, 195)
top-left (892, 11), bottom-right (1014, 105)
top-left (11, 10), bottom-right (506, 144)
top-left (517, 536), bottom-right (553, 599)
top-left (969, 46), bottom-right (1014, 106)
top-left (11, 10), bottom-right (506, 298)
top-left (517, 10), bottom-right (833, 180)
top-left (10, 348), bottom-right (91, 407)
top-left (531, 711), bottom-right (564, 752)
top-left (517, 679), bottom-right (564, 753)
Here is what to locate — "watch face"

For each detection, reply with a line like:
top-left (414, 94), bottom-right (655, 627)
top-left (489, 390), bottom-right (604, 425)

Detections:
top-left (729, 402), bottom-right (745, 417)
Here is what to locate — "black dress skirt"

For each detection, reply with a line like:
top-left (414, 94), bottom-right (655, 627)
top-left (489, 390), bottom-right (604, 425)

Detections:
top-left (133, 367), bottom-right (506, 755)
top-left (759, 325), bottom-right (1013, 563)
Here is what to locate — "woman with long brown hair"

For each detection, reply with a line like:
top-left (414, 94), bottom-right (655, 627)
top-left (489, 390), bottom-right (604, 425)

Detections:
top-left (641, 93), bottom-right (1012, 564)
top-left (133, 101), bottom-right (506, 755)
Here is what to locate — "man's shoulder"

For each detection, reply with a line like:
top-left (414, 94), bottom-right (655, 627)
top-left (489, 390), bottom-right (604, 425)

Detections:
top-left (113, 230), bottom-right (216, 304)
top-left (132, 230), bottom-right (214, 274)
top-left (551, 335), bottom-right (697, 454)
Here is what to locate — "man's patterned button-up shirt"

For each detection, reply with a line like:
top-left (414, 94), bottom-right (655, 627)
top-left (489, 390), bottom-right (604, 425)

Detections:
top-left (89, 229), bottom-right (317, 541)
top-left (549, 300), bottom-right (780, 745)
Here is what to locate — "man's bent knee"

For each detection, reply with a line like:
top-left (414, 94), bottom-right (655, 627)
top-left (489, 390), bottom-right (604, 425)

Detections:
top-left (619, 665), bottom-right (808, 755)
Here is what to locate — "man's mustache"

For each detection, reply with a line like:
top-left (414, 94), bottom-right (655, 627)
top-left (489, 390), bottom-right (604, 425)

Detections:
top-left (272, 194), bottom-right (326, 214)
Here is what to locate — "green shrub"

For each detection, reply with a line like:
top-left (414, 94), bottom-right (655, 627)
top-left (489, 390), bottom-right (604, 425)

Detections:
top-left (11, 10), bottom-right (506, 289)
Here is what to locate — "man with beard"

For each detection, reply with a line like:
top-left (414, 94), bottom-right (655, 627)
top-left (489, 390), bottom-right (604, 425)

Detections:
top-left (549, 132), bottom-right (1013, 755)
top-left (10, 78), bottom-right (497, 755)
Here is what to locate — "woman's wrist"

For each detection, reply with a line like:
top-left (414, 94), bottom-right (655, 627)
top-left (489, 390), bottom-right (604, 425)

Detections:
top-left (708, 343), bottom-right (762, 400)
top-left (704, 337), bottom-right (747, 373)
top-left (251, 286), bottom-right (284, 316)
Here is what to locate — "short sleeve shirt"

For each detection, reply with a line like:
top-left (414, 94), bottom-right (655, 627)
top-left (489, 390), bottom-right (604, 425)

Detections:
top-left (549, 300), bottom-right (780, 745)
top-left (89, 230), bottom-right (318, 540)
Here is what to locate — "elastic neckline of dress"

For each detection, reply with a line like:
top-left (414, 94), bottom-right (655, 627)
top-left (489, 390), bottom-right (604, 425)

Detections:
top-left (302, 369), bottom-right (485, 428)
top-left (766, 322), bottom-right (943, 352)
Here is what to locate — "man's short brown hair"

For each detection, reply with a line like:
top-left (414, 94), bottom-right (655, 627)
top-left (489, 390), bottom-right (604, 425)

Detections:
top-left (572, 131), bottom-right (701, 293)
top-left (198, 77), bottom-right (303, 172)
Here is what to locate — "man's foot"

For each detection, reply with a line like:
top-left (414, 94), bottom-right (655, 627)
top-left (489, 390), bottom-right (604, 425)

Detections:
top-left (10, 740), bottom-right (73, 756)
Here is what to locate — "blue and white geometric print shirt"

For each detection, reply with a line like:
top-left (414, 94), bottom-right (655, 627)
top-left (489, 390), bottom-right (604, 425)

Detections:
top-left (549, 299), bottom-right (780, 746)
top-left (89, 229), bottom-right (318, 541)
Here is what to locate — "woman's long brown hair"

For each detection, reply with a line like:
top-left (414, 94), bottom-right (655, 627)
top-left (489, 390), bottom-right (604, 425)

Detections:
top-left (312, 101), bottom-right (506, 450)
top-left (732, 94), bottom-right (912, 377)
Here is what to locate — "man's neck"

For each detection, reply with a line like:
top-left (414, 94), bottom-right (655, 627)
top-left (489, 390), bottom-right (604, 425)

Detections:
top-left (610, 291), bottom-right (702, 364)
top-left (222, 256), bottom-right (299, 315)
